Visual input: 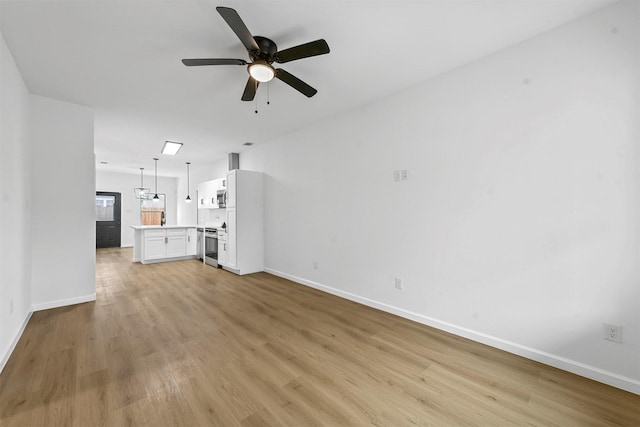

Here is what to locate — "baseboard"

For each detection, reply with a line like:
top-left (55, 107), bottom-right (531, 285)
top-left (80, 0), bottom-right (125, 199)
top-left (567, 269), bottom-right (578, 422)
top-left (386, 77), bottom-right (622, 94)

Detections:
top-left (264, 268), bottom-right (640, 395)
top-left (1, 294), bottom-right (97, 374)
top-left (0, 310), bottom-right (32, 374)
top-left (31, 293), bottom-right (96, 312)
top-left (140, 255), bottom-right (195, 265)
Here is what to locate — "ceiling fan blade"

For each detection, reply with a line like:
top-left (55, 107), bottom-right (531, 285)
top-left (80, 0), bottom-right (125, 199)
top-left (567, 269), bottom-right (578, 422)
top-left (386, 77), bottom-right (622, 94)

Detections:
top-left (216, 7), bottom-right (260, 53)
top-left (182, 58), bottom-right (247, 66)
top-left (274, 68), bottom-right (317, 97)
top-left (241, 77), bottom-right (259, 101)
top-left (275, 39), bottom-right (330, 63)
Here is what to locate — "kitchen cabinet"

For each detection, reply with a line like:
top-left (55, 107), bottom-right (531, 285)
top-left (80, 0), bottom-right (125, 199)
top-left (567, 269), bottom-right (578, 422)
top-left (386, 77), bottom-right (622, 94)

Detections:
top-left (226, 170), bottom-right (236, 208)
top-left (225, 208), bottom-right (237, 269)
top-left (143, 231), bottom-right (167, 260)
top-left (221, 170), bottom-right (262, 275)
top-left (186, 228), bottom-right (197, 256)
top-left (131, 226), bottom-right (197, 264)
top-left (217, 229), bottom-right (228, 266)
top-left (197, 180), bottom-right (217, 209)
top-left (144, 228), bottom-right (186, 261)
top-left (197, 178), bottom-right (228, 209)
top-left (166, 229), bottom-right (187, 258)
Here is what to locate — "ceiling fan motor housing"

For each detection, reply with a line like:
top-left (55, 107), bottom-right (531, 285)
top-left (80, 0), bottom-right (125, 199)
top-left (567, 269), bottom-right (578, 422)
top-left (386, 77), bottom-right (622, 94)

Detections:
top-left (251, 36), bottom-right (278, 63)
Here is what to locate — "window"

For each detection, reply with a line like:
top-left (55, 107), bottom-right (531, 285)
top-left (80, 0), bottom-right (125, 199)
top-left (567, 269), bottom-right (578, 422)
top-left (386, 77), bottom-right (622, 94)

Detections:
top-left (96, 195), bottom-right (115, 221)
top-left (140, 193), bottom-right (166, 225)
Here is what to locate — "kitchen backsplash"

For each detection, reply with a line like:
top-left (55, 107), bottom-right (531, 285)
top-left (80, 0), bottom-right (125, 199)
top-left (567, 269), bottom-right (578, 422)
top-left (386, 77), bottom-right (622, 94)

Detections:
top-left (198, 208), bottom-right (226, 227)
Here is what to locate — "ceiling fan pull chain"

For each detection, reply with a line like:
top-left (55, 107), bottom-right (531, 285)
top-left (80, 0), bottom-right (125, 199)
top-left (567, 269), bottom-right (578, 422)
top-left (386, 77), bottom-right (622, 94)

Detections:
top-left (267, 82), bottom-right (270, 105)
top-left (255, 97), bottom-right (258, 114)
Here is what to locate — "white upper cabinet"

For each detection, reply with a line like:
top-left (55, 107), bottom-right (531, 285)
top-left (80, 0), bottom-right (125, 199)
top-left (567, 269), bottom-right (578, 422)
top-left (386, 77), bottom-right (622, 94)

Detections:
top-left (197, 178), bottom-right (230, 209)
top-left (197, 180), bottom-right (217, 209)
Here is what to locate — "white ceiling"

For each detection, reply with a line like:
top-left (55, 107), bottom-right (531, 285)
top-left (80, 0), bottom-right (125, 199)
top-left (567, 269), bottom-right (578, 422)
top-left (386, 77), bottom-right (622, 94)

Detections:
top-left (1, 0), bottom-right (616, 177)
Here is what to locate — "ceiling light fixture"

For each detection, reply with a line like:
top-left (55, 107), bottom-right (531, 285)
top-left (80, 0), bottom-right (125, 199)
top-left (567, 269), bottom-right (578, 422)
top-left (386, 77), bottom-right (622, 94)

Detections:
top-left (134, 167), bottom-right (150, 199)
top-left (248, 60), bottom-right (275, 82)
top-left (162, 140), bottom-right (183, 155)
top-left (153, 158), bottom-right (160, 200)
top-left (185, 162), bottom-right (192, 203)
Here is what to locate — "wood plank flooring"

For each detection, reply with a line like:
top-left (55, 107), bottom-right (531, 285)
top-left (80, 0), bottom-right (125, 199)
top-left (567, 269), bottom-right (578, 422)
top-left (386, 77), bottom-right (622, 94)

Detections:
top-left (0, 247), bottom-right (638, 426)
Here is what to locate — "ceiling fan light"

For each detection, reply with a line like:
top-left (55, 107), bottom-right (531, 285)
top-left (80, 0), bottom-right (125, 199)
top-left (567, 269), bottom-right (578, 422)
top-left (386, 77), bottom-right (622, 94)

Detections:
top-left (249, 61), bottom-right (275, 82)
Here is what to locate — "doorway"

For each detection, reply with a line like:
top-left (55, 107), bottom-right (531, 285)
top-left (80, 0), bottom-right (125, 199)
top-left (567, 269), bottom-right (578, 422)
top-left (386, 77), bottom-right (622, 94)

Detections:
top-left (96, 191), bottom-right (121, 248)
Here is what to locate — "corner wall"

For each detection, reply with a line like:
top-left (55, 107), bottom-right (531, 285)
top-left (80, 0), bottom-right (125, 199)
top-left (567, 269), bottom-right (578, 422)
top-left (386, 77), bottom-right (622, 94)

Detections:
top-left (241, 2), bottom-right (640, 393)
top-left (29, 95), bottom-right (96, 310)
top-left (0, 31), bottom-right (31, 372)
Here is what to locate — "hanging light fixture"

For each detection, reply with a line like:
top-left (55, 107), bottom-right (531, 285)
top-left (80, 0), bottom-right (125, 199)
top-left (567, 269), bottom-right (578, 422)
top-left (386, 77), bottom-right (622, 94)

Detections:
top-left (153, 158), bottom-right (160, 200)
top-left (248, 60), bottom-right (275, 83)
top-left (133, 168), bottom-right (150, 199)
top-left (185, 162), bottom-right (192, 203)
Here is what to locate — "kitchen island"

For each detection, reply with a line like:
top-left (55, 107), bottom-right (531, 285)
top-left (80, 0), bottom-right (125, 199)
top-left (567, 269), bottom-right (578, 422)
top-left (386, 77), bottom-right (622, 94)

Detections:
top-left (131, 225), bottom-right (198, 264)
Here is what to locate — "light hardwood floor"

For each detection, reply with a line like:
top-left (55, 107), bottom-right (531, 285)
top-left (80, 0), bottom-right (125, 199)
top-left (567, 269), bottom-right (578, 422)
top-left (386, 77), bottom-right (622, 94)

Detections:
top-left (0, 247), bottom-right (638, 426)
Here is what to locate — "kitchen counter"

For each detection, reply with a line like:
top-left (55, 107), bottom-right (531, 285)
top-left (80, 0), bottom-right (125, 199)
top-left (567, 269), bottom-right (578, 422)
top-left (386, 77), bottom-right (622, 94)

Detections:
top-left (130, 225), bottom-right (198, 230)
top-left (131, 225), bottom-right (198, 264)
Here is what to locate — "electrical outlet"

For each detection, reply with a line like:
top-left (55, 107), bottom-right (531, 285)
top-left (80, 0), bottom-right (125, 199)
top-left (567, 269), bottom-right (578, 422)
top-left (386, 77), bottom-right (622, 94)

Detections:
top-left (393, 170), bottom-right (401, 182)
top-left (603, 323), bottom-right (622, 343)
top-left (394, 277), bottom-right (403, 290)
top-left (401, 169), bottom-right (408, 180)
top-left (9, 299), bottom-right (14, 315)
top-left (313, 261), bottom-right (318, 270)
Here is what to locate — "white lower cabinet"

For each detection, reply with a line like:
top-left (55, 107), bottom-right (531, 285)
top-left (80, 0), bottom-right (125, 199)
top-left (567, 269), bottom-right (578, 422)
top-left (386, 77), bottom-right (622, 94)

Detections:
top-left (144, 235), bottom-right (167, 260)
top-left (139, 227), bottom-right (195, 264)
top-left (186, 228), bottom-right (197, 256)
top-left (166, 235), bottom-right (187, 258)
top-left (218, 230), bottom-right (228, 266)
top-left (226, 208), bottom-right (237, 269)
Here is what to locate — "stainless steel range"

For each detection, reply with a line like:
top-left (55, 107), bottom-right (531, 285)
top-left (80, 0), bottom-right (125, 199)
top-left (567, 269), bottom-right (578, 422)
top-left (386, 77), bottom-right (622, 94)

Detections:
top-left (197, 227), bottom-right (219, 267)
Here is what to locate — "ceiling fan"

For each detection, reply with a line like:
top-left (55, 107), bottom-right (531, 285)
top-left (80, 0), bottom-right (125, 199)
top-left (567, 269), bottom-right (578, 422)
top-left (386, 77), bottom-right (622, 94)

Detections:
top-left (182, 7), bottom-right (330, 101)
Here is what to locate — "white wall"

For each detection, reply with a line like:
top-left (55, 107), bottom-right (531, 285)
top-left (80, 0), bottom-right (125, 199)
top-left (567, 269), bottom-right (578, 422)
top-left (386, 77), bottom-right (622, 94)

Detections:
top-left (241, 2), bottom-right (639, 393)
top-left (29, 95), bottom-right (96, 310)
top-left (96, 170), bottom-right (179, 247)
top-left (0, 31), bottom-right (31, 371)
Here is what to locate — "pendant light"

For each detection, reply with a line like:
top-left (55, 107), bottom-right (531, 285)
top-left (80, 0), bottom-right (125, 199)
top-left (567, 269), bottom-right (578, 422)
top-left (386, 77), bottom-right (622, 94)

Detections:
top-left (185, 162), bottom-right (192, 203)
top-left (153, 158), bottom-right (160, 200)
top-left (133, 168), bottom-right (150, 199)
